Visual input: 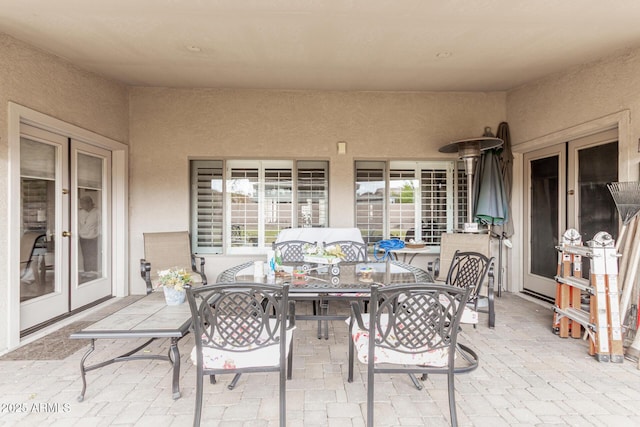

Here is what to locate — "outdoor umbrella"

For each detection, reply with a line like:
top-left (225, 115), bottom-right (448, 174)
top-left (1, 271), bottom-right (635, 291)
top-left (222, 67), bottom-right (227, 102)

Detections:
top-left (496, 122), bottom-right (514, 236)
top-left (474, 148), bottom-right (509, 226)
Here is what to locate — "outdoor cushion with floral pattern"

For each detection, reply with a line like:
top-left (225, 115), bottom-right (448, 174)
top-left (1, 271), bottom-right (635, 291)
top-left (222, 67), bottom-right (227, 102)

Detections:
top-left (190, 321), bottom-right (295, 370)
top-left (347, 314), bottom-right (450, 367)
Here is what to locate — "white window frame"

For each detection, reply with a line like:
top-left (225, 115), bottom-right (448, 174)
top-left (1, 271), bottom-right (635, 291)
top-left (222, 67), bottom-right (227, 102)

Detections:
top-left (355, 160), bottom-right (459, 252)
top-left (190, 159), bottom-right (329, 255)
top-left (226, 160), bottom-right (293, 255)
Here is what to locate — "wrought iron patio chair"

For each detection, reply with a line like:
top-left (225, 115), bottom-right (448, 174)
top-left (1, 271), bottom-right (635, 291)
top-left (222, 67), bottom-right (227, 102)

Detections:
top-left (440, 250), bottom-right (495, 328)
top-left (313, 240), bottom-right (369, 339)
top-left (186, 282), bottom-right (295, 427)
top-left (323, 240), bottom-right (368, 262)
top-left (272, 239), bottom-right (314, 263)
top-left (347, 283), bottom-right (478, 427)
top-left (140, 231), bottom-right (207, 294)
top-left (215, 261), bottom-right (253, 283)
top-left (20, 231), bottom-right (45, 279)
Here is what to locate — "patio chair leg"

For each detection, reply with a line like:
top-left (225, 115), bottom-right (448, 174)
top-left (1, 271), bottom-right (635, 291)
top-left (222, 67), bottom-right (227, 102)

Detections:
top-left (287, 340), bottom-right (294, 380)
top-left (194, 369), bottom-right (204, 427)
top-left (408, 373), bottom-right (423, 390)
top-left (348, 338), bottom-right (355, 382)
top-left (447, 372), bottom-right (458, 427)
top-left (228, 373), bottom-right (242, 390)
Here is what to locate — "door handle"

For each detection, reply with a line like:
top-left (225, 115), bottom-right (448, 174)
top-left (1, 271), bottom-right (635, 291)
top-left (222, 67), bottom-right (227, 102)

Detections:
top-left (62, 231), bottom-right (71, 237)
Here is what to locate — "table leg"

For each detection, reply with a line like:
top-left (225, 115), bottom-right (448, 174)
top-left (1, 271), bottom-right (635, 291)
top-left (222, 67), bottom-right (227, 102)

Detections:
top-left (320, 298), bottom-right (329, 340)
top-left (77, 339), bottom-right (96, 402)
top-left (169, 337), bottom-right (181, 399)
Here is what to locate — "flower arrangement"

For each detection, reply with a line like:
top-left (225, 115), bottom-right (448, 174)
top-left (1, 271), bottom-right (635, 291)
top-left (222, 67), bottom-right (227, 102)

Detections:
top-left (303, 243), bottom-right (346, 259)
top-left (155, 267), bottom-right (192, 292)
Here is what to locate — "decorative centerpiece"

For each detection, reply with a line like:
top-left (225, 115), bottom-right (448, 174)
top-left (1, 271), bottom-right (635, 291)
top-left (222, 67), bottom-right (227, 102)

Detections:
top-left (302, 243), bottom-right (345, 265)
top-left (155, 267), bottom-right (192, 305)
top-left (358, 266), bottom-right (374, 282)
top-left (292, 269), bottom-right (307, 279)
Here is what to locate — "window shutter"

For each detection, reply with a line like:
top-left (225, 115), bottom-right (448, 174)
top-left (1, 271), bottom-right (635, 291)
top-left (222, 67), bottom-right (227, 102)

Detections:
top-left (420, 168), bottom-right (449, 246)
top-left (191, 160), bottom-right (223, 253)
top-left (297, 161), bottom-right (328, 229)
top-left (264, 167), bottom-right (293, 244)
top-left (229, 167), bottom-right (260, 248)
top-left (355, 162), bottom-right (385, 244)
top-left (389, 169), bottom-right (417, 240)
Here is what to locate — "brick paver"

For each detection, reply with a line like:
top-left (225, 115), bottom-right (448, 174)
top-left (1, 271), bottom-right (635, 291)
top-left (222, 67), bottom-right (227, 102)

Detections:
top-left (1, 293), bottom-right (640, 426)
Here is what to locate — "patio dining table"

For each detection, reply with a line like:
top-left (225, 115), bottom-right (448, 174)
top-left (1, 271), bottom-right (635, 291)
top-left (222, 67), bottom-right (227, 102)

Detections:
top-left (218, 260), bottom-right (434, 339)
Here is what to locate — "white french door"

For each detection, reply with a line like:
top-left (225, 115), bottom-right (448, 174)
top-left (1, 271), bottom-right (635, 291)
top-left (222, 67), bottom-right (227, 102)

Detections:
top-left (19, 124), bottom-right (112, 331)
top-left (523, 129), bottom-right (618, 301)
top-left (70, 139), bottom-right (112, 309)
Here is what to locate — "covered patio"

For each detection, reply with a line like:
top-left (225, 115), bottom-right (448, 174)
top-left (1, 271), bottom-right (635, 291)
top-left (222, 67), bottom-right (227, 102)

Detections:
top-left (1, 294), bottom-right (639, 426)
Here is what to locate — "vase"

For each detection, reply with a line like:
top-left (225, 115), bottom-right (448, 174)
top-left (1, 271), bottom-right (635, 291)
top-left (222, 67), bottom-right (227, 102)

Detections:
top-left (162, 286), bottom-right (186, 305)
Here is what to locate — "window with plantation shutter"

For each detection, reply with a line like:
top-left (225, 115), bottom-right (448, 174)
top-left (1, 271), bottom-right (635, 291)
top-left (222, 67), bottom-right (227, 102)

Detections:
top-left (190, 159), bottom-right (329, 254)
top-left (228, 165), bottom-right (260, 248)
top-left (389, 168), bottom-right (417, 240)
top-left (264, 166), bottom-right (293, 244)
top-left (418, 165), bottom-right (451, 247)
top-left (355, 160), bottom-right (459, 252)
top-left (456, 160), bottom-right (467, 230)
top-left (355, 162), bottom-right (385, 245)
top-left (191, 160), bottom-right (223, 253)
top-left (297, 161), bottom-right (328, 228)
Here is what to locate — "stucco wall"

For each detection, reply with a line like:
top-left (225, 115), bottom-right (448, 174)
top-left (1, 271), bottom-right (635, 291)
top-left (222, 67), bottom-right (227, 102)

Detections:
top-left (129, 88), bottom-right (506, 289)
top-left (507, 46), bottom-right (640, 177)
top-left (505, 46), bottom-right (640, 296)
top-left (0, 33), bottom-right (128, 350)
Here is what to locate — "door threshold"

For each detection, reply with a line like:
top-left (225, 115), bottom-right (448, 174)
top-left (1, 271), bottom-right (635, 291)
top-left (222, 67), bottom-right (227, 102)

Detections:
top-left (520, 289), bottom-right (554, 305)
top-left (20, 296), bottom-right (114, 338)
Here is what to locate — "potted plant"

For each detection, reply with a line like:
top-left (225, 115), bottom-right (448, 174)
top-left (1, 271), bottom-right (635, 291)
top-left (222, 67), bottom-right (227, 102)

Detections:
top-left (155, 267), bottom-right (192, 305)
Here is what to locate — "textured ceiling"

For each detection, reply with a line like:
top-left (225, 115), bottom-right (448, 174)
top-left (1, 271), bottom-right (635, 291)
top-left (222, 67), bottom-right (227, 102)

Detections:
top-left (1, 0), bottom-right (640, 91)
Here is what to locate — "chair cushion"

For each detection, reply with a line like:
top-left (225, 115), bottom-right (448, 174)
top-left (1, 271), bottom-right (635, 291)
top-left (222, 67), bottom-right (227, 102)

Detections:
top-left (432, 281), bottom-right (478, 325)
top-left (438, 294), bottom-right (478, 325)
top-left (191, 324), bottom-right (295, 370)
top-left (348, 314), bottom-right (450, 367)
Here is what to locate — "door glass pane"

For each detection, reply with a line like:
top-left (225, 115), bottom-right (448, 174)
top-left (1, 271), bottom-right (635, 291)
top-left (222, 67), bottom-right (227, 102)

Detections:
top-left (578, 141), bottom-right (618, 277)
top-left (20, 138), bottom-right (56, 301)
top-left (578, 141), bottom-right (619, 242)
top-left (77, 153), bottom-right (103, 284)
top-left (530, 155), bottom-right (559, 279)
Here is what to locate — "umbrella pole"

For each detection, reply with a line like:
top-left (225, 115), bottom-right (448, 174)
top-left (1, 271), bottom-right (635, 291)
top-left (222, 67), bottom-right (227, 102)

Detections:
top-left (489, 226), bottom-right (504, 297)
top-left (498, 231), bottom-right (504, 297)
top-left (467, 172), bottom-right (474, 223)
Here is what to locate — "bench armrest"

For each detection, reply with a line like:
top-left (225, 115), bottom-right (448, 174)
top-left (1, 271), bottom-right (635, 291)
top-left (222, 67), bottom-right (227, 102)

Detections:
top-left (190, 254), bottom-right (208, 285)
top-left (140, 258), bottom-right (152, 294)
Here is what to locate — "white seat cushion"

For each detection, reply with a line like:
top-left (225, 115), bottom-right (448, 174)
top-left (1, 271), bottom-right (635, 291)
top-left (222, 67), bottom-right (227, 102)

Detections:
top-left (191, 323), bottom-right (295, 370)
top-left (348, 314), bottom-right (449, 367)
top-left (437, 294), bottom-right (478, 325)
top-left (432, 281), bottom-right (478, 325)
